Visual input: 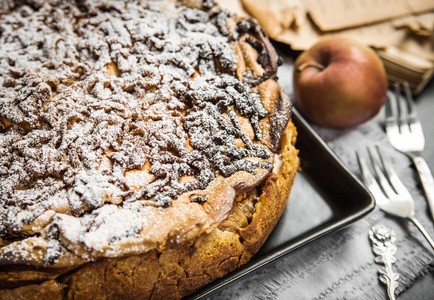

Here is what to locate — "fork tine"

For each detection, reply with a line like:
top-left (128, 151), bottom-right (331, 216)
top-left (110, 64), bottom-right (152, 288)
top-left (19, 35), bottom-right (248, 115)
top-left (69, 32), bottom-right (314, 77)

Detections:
top-left (385, 90), bottom-right (400, 141)
top-left (375, 144), bottom-right (410, 197)
top-left (402, 82), bottom-right (424, 139)
top-left (394, 82), bottom-right (411, 134)
top-left (385, 90), bottom-right (398, 129)
top-left (403, 82), bottom-right (418, 125)
top-left (357, 151), bottom-right (374, 186)
top-left (368, 147), bottom-right (397, 199)
top-left (357, 151), bottom-right (389, 206)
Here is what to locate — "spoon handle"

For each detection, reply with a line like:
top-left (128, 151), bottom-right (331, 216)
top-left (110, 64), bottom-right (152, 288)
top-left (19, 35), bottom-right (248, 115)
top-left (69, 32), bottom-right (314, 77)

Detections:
top-left (369, 224), bottom-right (399, 300)
top-left (408, 217), bottom-right (434, 249)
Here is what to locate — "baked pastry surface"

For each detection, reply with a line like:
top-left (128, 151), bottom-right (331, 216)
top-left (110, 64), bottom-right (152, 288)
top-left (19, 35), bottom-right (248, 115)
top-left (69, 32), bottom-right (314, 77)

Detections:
top-left (0, 0), bottom-right (299, 298)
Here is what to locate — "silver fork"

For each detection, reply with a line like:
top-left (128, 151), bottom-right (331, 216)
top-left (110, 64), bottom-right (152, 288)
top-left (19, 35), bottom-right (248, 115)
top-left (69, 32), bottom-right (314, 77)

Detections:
top-left (385, 82), bottom-right (434, 220)
top-left (357, 145), bottom-right (434, 249)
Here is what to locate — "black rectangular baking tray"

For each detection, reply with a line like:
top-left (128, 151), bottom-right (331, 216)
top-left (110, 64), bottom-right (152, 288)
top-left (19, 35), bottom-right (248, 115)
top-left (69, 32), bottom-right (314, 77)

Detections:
top-left (187, 108), bottom-right (375, 299)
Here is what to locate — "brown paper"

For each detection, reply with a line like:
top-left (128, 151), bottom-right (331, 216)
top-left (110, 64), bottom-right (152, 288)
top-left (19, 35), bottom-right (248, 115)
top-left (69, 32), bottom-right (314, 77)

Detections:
top-left (219, 0), bottom-right (434, 94)
top-left (307, 0), bottom-right (434, 32)
top-left (274, 13), bottom-right (425, 51)
top-left (392, 12), bottom-right (434, 36)
top-left (241, 0), bottom-right (305, 38)
top-left (236, 0), bottom-right (433, 51)
top-left (218, 0), bottom-right (249, 17)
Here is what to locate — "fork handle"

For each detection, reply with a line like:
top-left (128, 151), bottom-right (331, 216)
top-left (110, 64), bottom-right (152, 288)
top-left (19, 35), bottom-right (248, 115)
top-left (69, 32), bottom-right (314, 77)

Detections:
top-left (412, 156), bottom-right (434, 221)
top-left (408, 217), bottom-right (434, 249)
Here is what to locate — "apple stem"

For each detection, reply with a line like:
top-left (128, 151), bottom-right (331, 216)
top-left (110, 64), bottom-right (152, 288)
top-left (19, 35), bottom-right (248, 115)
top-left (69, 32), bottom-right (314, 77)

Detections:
top-left (297, 62), bottom-right (325, 72)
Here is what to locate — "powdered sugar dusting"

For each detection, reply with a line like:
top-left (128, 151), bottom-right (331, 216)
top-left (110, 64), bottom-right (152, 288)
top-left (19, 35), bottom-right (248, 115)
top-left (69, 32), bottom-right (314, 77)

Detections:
top-left (0, 0), bottom-right (282, 266)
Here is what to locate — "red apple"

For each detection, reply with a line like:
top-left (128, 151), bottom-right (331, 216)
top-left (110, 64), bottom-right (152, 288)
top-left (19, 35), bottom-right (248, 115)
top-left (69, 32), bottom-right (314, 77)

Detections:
top-left (292, 37), bottom-right (388, 128)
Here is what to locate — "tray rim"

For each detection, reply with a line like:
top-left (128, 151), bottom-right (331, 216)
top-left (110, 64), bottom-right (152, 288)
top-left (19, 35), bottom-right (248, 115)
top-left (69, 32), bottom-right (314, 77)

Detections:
top-left (187, 108), bottom-right (375, 300)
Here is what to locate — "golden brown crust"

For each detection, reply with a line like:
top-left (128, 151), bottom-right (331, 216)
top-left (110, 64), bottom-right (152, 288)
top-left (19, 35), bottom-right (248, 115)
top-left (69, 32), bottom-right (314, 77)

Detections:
top-left (0, 121), bottom-right (298, 300)
top-left (0, 1), bottom-right (299, 298)
top-left (0, 1), bottom-right (291, 271)
top-left (0, 280), bottom-right (66, 300)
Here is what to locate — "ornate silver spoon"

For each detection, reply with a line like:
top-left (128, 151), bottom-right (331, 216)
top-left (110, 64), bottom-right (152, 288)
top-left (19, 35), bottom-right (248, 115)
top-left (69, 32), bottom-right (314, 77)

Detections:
top-left (369, 224), bottom-right (400, 300)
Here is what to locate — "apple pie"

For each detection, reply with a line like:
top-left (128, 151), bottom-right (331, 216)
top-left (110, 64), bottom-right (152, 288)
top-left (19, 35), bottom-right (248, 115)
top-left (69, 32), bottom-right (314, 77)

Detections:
top-left (0, 0), bottom-right (299, 298)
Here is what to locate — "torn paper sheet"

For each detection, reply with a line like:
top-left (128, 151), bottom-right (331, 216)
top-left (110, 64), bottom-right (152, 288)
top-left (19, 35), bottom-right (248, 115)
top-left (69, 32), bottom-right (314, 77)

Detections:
top-left (274, 14), bottom-right (409, 51)
top-left (307, 0), bottom-right (434, 32)
top-left (392, 12), bottom-right (434, 36)
top-left (240, 0), bottom-right (306, 39)
top-left (218, 0), bottom-right (249, 17)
